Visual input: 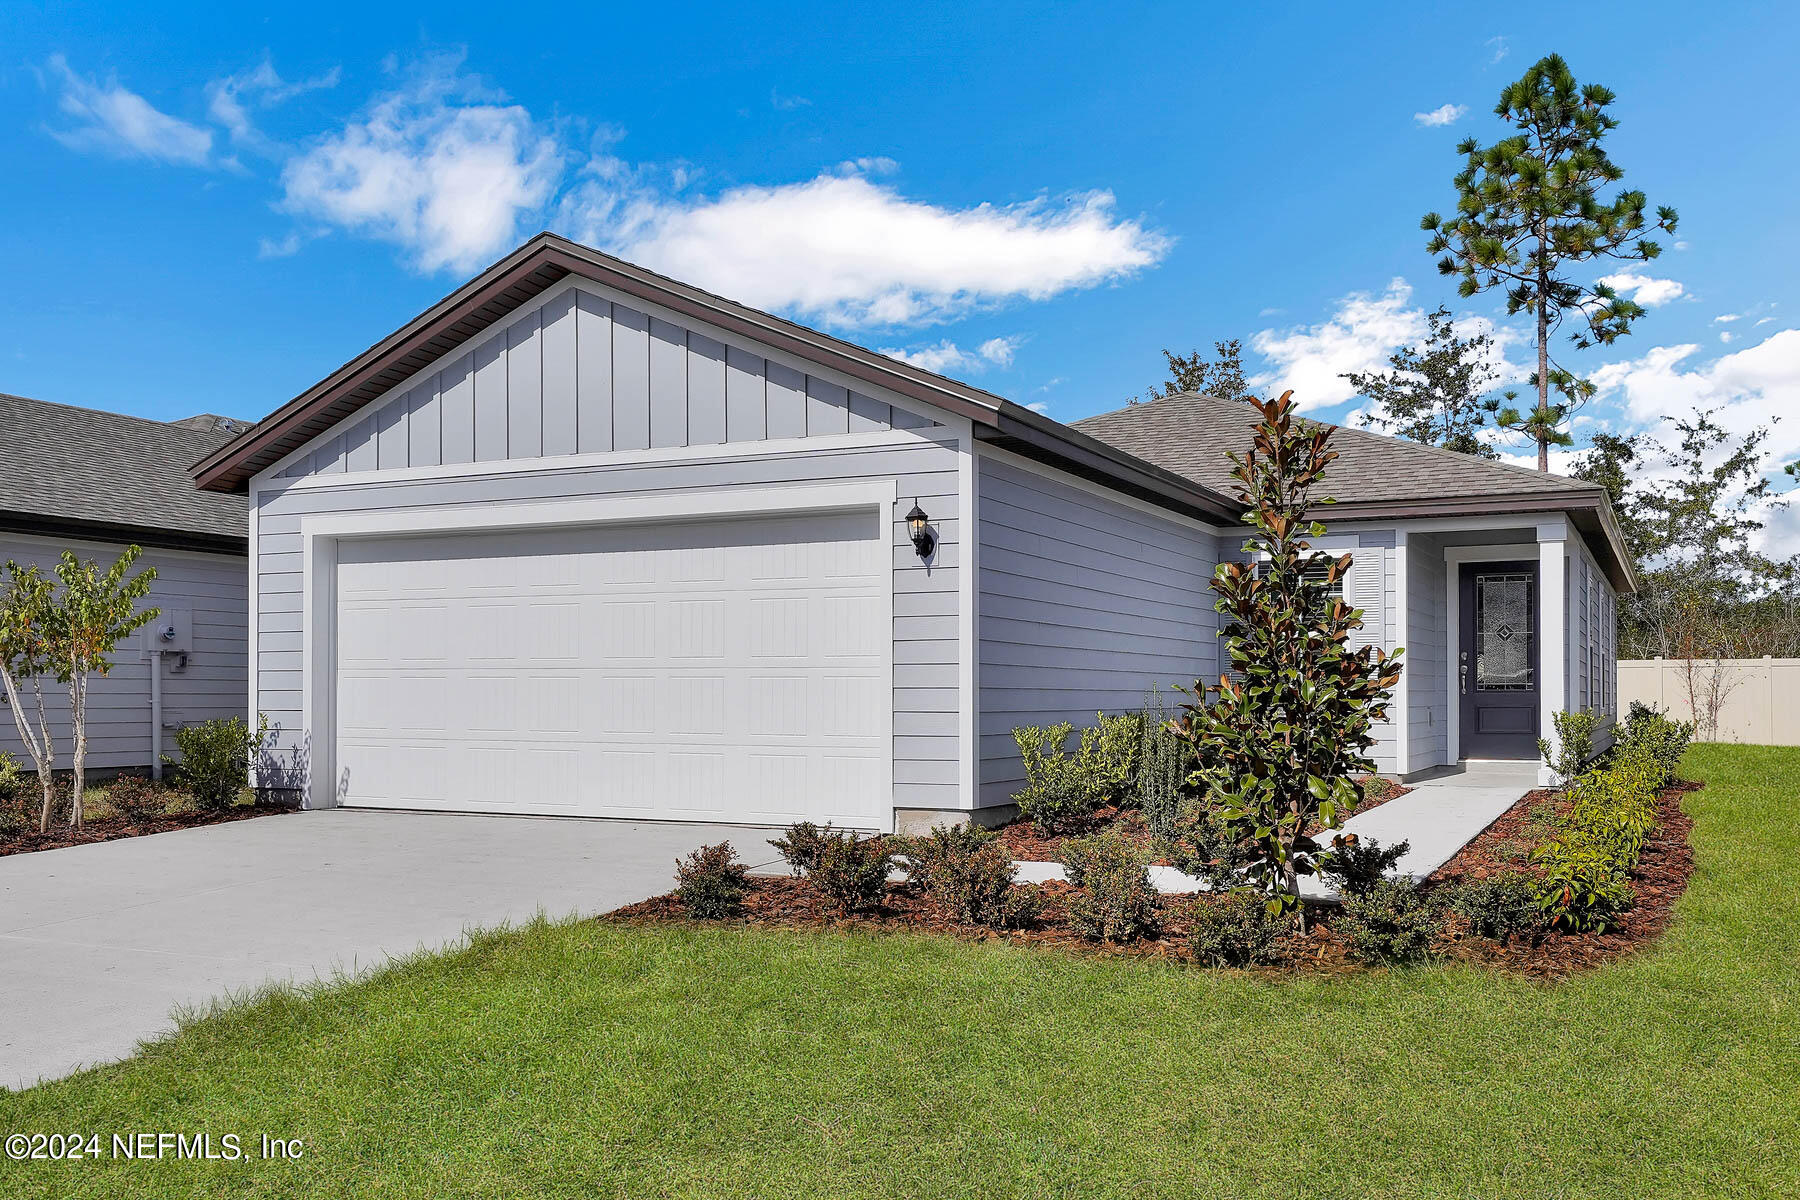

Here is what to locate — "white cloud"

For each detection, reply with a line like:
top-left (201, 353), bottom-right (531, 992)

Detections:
top-left (45, 54), bottom-right (213, 166)
top-left (1250, 278), bottom-right (1434, 410)
top-left (1025, 401), bottom-right (1051, 415)
top-left (1714, 313), bottom-right (1741, 324)
top-left (279, 58), bottom-right (562, 274)
top-left (1590, 329), bottom-right (1800, 469)
top-left (1720, 331), bottom-right (1735, 344)
top-left (770, 88), bottom-right (811, 111)
top-left (1485, 36), bottom-right (1510, 64)
top-left (208, 59), bottom-right (339, 150)
top-left (1414, 104), bottom-right (1467, 128)
top-left (878, 335), bottom-right (1022, 375)
top-left (564, 164), bottom-right (1170, 328)
top-left (257, 231), bottom-right (304, 259)
top-left (1599, 270), bottom-right (1685, 307)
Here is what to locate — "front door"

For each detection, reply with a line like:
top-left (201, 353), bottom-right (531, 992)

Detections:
top-left (1458, 562), bottom-right (1540, 759)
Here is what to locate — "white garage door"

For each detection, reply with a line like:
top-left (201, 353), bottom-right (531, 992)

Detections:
top-left (332, 510), bottom-right (889, 828)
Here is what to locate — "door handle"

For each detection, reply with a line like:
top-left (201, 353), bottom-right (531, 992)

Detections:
top-left (1459, 651), bottom-right (1469, 695)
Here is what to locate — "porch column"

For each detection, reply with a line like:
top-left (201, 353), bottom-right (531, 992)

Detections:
top-left (1537, 521), bottom-right (1567, 786)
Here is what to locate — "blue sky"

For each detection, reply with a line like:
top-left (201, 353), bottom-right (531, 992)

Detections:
top-left (3, 3), bottom-right (1796, 544)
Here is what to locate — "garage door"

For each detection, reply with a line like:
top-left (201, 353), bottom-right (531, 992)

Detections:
top-left (332, 510), bottom-right (889, 828)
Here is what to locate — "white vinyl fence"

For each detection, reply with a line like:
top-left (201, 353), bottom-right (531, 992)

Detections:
top-left (1618, 657), bottom-right (1800, 746)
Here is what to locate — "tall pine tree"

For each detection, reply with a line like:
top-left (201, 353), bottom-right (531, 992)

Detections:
top-left (1423, 54), bottom-right (1676, 471)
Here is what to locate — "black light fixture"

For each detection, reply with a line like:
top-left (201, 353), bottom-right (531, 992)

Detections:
top-left (905, 500), bottom-right (935, 559)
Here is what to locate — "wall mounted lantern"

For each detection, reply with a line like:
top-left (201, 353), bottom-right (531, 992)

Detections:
top-left (905, 500), bottom-right (935, 559)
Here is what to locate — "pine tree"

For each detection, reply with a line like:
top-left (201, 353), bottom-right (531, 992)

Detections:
top-left (1341, 305), bottom-right (1502, 457)
top-left (1138, 339), bottom-right (1254, 404)
top-left (1423, 54), bottom-right (1676, 471)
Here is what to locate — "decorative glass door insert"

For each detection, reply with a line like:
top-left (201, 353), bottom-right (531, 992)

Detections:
top-left (1474, 572), bottom-right (1534, 691)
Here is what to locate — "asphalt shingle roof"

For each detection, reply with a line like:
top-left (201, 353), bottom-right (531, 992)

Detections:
top-left (1, 393), bottom-right (247, 542)
top-left (1071, 392), bottom-right (1604, 506)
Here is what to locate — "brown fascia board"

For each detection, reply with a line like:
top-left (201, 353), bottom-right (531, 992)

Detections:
top-left (1, 511), bottom-right (247, 557)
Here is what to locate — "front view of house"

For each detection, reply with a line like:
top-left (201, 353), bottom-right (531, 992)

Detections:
top-left (194, 234), bottom-right (1635, 831)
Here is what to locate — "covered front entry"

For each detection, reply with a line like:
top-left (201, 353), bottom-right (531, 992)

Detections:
top-left (329, 509), bottom-right (891, 828)
top-left (1456, 560), bottom-right (1541, 759)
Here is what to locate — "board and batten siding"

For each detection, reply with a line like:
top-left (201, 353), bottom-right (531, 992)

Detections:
top-left (974, 452), bottom-right (1220, 809)
top-left (276, 284), bottom-right (937, 483)
top-left (253, 436), bottom-right (963, 811)
top-left (0, 532), bottom-right (247, 771)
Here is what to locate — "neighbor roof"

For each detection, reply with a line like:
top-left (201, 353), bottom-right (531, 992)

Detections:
top-left (1075, 392), bottom-right (1635, 589)
top-left (1, 393), bottom-right (247, 553)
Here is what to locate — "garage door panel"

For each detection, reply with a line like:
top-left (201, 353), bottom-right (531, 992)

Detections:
top-left (335, 514), bottom-right (889, 826)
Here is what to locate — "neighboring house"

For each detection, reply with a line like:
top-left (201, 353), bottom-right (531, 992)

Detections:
top-left (194, 233), bottom-right (1634, 832)
top-left (0, 393), bottom-right (250, 773)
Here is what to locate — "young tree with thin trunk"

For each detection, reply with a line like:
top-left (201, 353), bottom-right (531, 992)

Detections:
top-left (1342, 305), bottom-right (1502, 456)
top-left (0, 564), bottom-right (63, 832)
top-left (1173, 392), bottom-right (1403, 927)
top-left (54, 547), bottom-right (158, 830)
top-left (1423, 53), bottom-right (1676, 471)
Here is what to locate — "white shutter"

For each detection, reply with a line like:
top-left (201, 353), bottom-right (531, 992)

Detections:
top-left (1342, 548), bottom-right (1384, 652)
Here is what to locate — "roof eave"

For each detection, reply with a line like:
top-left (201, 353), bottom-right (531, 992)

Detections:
top-left (0, 510), bottom-right (247, 556)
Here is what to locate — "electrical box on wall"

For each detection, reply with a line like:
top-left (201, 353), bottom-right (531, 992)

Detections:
top-left (149, 609), bottom-right (192, 654)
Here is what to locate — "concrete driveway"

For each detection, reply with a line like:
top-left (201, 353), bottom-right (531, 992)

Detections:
top-left (0, 809), bottom-right (785, 1089)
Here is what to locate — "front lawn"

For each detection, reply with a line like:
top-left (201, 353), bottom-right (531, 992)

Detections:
top-left (3, 744), bottom-right (1795, 1198)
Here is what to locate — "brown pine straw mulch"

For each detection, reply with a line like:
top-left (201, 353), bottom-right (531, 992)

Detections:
top-left (0, 804), bottom-right (292, 858)
top-left (995, 776), bottom-right (1413, 864)
top-left (605, 780), bottom-right (1696, 982)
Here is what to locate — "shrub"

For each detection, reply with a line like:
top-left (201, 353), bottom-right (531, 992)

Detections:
top-left (0, 752), bottom-right (24, 836)
top-left (1137, 686), bottom-right (1190, 838)
top-left (168, 713), bottom-right (269, 812)
top-left (900, 824), bottom-right (1038, 929)
top-left (1012, 712), bottom-right (1144, 832)
top-left (1618, 701), bottom-right (1693, 787)
top-left (1340, 878), bottom-right (1440, 965)
top-left (768, 821), bottom-right (833, 874)
top-left (1323, 835), bottom-right (1411, 898)
top-left (1446, 873), bottom-right (1542, 941)
top-left (1531, 746), bottom-right (1662, 932)
top-left (1162, 800), bottom-right (1249, 891)
top-left (1537, 709), bottom-right (1600, 784)
top-left (1188, 890), bottom-right (1286, 967)
top-left (809, 833), bottom-right (895, 914)
top-left (104, 774), bottom-right (167, 824)
top-left (1060, 829), bottom-right (1160, 942)
top-left (674, 842), bottom-right (751, 919)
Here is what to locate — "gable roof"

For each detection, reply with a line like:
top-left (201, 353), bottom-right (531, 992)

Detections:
top-left (192, 233), bottom-right (1240, 526)
top-left (1, 392), bottom-right (247, 553)
top-left (1074, 392), bottom-right (1634, 589)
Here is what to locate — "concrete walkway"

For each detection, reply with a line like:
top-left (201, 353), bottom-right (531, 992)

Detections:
top-left (0, 809), bottom-right (786, 1090)
top-left (1015, 761), bottom-right (1539, 898)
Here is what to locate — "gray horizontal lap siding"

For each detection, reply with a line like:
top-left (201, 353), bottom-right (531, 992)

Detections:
top-left (0, 533), bottom-right (247, 771)
top-left (253, 436), bottom-right (962, 809)
top-left (276, 284), bottom-right (935, 481)
top-left (975, 454), bottom-right (1219, 809)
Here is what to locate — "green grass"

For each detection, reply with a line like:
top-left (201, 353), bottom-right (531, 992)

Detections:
top-left (3, 744), bottom-right (1796, 1198)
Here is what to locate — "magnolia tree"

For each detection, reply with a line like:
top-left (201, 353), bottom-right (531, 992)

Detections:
top-left (1174, 392), bottom-right (1403, 924)
top-left (0, 547), bottom-right (158, 831)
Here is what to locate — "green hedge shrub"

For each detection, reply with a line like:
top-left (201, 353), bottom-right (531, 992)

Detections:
top-left (1618, 702), bottom-right (1693, 788)
top-left (674, 842), bottom-right (751, 918)
top-left (1531, 736), bottom-right (1665, 932)
top-left (1011, 712), bottom-right (1141, 832)
top-left (810, 833), bottom-right (895, 914)
top-left (104, 774), bottom-right (167, 824)
top-left (1445, 873), bottom-right (1542, 941)
top-left (168, 714), bottom-right (269, 811)
top-left (768, 822), bottom-right (832, 873)
top-left (1060, 829), bottom-right (1159, 942)
top-left (1537, 708), bottom-right (1600, 784)
top-left (900, 824), bottom-right (1039, 929)
top-left (0, 752), bottom-right (24, 836)
top-left (1188, 890), bottom-right (1286, 967)
top-left (1341, 878), bottom-right (1441, 965)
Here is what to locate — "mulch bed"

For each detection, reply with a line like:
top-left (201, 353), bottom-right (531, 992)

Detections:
top-left (0, 804), bottom-right (294, 858)
top-left (607, 780), bottom-right (1696, 982)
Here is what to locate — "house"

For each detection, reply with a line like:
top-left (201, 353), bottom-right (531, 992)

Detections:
top-left (193, 233), bottom-right (1634, 832)
top-left (1, 393), bottom-right (249, 774)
